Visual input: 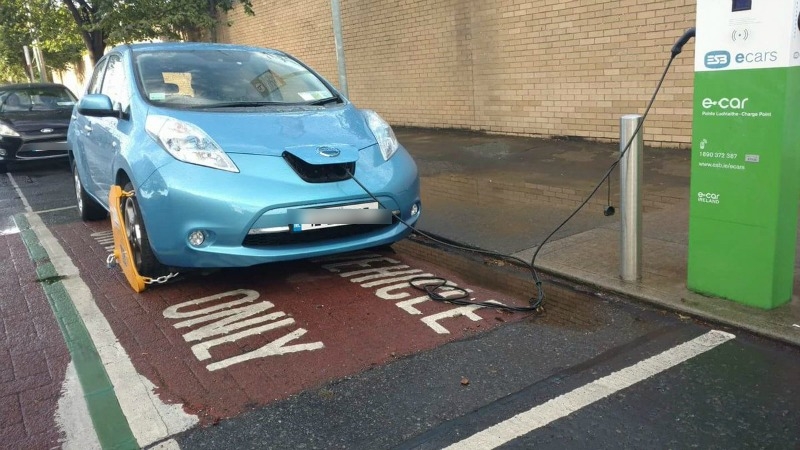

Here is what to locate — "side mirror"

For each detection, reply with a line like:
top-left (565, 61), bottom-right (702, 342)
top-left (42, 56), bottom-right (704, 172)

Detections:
top-left (77, 94), bottom-right (123, 119)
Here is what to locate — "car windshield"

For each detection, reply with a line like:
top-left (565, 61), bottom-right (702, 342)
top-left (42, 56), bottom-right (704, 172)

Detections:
top-left (0, 86), bottom-right (77, 113)
top-left (133, 49), bottom-right (335, 108)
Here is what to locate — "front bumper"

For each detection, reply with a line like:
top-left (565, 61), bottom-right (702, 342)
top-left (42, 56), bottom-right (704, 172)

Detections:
top-left (0, 135), bottom-right (69, 161)
top-left (136, 147), bottom-right (421, 268)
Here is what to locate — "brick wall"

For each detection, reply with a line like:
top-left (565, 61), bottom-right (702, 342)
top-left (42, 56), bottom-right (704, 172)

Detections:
top-left (221, 0), bottom-right (696, 148)
top-left (218, 1), bottom-right (339, 85)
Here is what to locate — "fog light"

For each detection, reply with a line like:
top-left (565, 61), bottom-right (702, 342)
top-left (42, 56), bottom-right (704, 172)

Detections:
top-left (188, 230), bottom-right (205, 247)
top-left (410, 203), bottom-right (420, 217)
top-left (0, 149), bottom-right (6, 156)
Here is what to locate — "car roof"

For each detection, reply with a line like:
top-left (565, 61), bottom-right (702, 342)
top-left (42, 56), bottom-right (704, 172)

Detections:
top-left (113, 41), bottom-right (285, 56)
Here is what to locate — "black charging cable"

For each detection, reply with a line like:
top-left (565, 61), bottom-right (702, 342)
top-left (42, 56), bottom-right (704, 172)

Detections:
top-left (346, 28), bottom-right (695, 314)
top-left (408, 276), bottom-right (543, 312)
top-left (345, 167), bottom-right (544, 313)
top-left (604, 172), bottom-right (615, 217)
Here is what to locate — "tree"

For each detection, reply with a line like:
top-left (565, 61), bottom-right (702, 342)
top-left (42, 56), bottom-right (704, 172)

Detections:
top-left (0, 0), bottom-right (84, 82)
top-left (62, 0), bottom-right (255, 65)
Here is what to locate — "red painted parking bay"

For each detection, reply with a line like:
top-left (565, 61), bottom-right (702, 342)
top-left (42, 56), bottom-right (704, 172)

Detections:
top-left (50, 219), bottom-right (532, 424)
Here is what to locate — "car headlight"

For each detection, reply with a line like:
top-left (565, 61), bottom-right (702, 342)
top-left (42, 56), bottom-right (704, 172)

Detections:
top-left (362, 110), bottom-right (398, 161)
top-left (0, 123), bottom-right (19, 137)
top-left (145, 115), bottom-right (239, 172)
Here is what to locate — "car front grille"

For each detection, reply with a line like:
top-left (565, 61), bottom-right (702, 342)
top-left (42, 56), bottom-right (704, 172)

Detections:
top-left (27, 127), bottom-right (69, 139)
top-left (282, 151), bottom-right (355, 183)
top-left (16, 139), bottom-right (70, 159)
top-left (242, 223), bottom-right (393, 247)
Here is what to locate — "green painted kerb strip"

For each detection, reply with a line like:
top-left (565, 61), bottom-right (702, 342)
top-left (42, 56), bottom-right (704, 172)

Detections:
top-left (15, 213), bottom-right (139, 450)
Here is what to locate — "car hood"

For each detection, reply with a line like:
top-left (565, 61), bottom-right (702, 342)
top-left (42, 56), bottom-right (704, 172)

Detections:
top-left (151, 105), bottom-right (378, 160)
top-left (0, 109), bottom-right (72, 133)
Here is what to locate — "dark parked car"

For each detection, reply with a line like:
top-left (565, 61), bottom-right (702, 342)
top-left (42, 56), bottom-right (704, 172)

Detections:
top-left (0, 83), bottom-right (77, 172)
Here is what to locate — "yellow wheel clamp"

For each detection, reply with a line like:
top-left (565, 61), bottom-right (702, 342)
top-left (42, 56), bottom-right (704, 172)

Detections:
top-left (108, 185), bottom-right (147, 292)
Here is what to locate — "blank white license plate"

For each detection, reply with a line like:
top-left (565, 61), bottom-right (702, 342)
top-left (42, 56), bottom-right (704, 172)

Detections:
top-left (289, 202), bottom-right (388, 232)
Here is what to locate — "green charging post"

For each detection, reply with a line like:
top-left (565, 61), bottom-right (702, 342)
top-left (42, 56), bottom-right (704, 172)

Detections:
top-left (688, 0), bottom-right (800, 309)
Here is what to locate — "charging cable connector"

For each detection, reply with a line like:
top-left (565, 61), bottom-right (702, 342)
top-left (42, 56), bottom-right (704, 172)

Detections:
top-left (671, 27), bottom-right (696, 57)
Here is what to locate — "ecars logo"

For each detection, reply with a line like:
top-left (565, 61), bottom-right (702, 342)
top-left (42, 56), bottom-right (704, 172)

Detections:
top-left (704, 49), bottom-right (778, 70)
top-left (704, 51), bottom-right (731, 69)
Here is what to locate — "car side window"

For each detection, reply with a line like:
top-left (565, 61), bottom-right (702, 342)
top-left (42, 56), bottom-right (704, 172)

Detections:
top-left (87, 58), bottom-right (109, 95)
top-left (1, 92), bottom-right (27, 111)
top-left (99, 54), bottom-right (130, 113)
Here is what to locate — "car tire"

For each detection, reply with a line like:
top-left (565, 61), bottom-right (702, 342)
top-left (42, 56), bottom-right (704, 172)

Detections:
top-left (121, 181), bottom-right (168, 278)
top-left (0, 162), bottom-right (7, 174)
top-left (73, 161), bottom-right (107, 221)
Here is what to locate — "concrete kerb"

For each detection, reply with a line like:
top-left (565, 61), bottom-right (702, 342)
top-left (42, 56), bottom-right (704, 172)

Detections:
top-left (538, 255), bottom-right (800, 348)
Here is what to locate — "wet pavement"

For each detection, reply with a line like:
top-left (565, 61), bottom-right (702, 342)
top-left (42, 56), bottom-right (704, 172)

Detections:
top-left (395, 126), bottom-right (800, 346)
top-left (398, 126), bottom-right (688, 252)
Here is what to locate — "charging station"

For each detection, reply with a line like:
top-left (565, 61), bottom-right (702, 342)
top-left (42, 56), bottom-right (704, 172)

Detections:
top-left (688, 0), bottom-right (800, 308)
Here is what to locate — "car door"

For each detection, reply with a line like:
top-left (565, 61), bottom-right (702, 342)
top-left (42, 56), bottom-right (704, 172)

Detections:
top-left (72, 57), bottom-right (108, 198)
top-left (85, 53), bottom-right (132, 198)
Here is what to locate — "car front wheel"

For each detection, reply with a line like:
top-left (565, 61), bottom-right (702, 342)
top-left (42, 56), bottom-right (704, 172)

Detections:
top-left (73, 161), bottom-right (106, 221)
top-left (121, 182), bottom-right (167, 278)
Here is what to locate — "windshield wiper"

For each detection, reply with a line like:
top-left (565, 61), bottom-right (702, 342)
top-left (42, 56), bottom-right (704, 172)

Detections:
top-left (307, 96), bottom-right (342, 106)
top-left (192, 101), bottom-right (295, 109)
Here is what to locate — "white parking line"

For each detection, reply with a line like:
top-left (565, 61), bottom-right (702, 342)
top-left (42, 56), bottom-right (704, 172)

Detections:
top-left (9, 173), bottom-right (198, 447)
top-left (35, 205), bottom-right (78, 214)
top-left (6, 173), bottom-right (32, 212)
top-left (445, 330), bottom-right (735, 449)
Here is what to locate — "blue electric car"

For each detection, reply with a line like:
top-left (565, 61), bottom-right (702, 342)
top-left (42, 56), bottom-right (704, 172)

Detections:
top-left (69, 42), bottom-right (421, 277)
